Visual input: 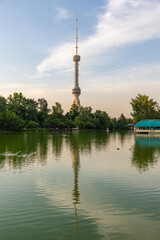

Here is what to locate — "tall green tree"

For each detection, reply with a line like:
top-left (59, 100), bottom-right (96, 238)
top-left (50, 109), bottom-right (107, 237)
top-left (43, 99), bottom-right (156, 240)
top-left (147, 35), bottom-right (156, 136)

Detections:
top-left (0, 111), bottom-right (24, 130)
top-left (70, 103), bottom-right (79, 120)
top-left (25, 98), bottom-right (38, 123)
top-left (118, 114), bottom-right (128, 129)
top-left (37, 98), bottom-right (49, 127)
top-left (45, 102), bottom-right (64, 128)
top-left (110, 118), bottom-right (118, 130)
top-left (73, 106), bottom-right (94, 128)
top-left (79, 106), bottom-right (93, 118)
top-left (52, 102), bottom-right (64, 118)
top-left (7, 93), bottom-right (27, 120)
top-left (0, 96), bottom-right (7, 112)
top-left (94, 110), bottom-right (110, 129)
top-left (7, 93), bottom-right (39, 125)
top-left (130, 94), bottom-right (158, 123)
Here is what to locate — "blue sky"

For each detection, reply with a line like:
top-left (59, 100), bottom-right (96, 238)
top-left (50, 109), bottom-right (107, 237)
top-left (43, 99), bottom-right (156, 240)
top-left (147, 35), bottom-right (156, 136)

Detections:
top-left (0, 0), bottom-right (160, 117)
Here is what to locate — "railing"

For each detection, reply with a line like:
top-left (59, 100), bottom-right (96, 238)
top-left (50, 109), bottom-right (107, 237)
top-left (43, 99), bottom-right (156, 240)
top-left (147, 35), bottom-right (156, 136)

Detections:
top-left (134, 129), bottom-right (160, 133)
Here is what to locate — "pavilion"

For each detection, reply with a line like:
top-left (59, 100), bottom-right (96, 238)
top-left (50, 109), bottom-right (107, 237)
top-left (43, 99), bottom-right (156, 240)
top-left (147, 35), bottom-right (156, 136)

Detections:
top-left (134, 120), bottom-right (160, 133)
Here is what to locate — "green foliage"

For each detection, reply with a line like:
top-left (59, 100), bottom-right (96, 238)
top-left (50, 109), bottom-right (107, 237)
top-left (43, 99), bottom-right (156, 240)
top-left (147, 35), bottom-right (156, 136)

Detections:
top-left (94, 110), bottom-right (110, 129)
top-left (44, 102), bottom-right (65, 128)
top-left (0, 111), bottom-right (24, 130)
top-left (27, 121), bottom-right (39, 129)
top-left (25, 98), bottom-right (38, 122)
top-left (70, 104), bottom-right (79, 120)
top-left (74, 116), bottom-right (85, 128)
top-left (45, 115), bottom-right (64, 128)
top-left (110, 118), bottom-right (118, 130)
top-left (131, 94), bottom-right (158, 123)
top-left (63, 118), bottom-right (74, 128)
top-left (37, 98), bottom-right (49, 127)
top-left (7, 93), bottom-right (38, 123)
top-left (0, 92), bottom-right (133, 130)
top-left (0, 96), bottom-right (7, 112)
top-left (52, 102), bottom-right (64, 118)
top-left (118, 114), bottom-right (128, 129)
top-left (7, 93), bottom-right (27, 120)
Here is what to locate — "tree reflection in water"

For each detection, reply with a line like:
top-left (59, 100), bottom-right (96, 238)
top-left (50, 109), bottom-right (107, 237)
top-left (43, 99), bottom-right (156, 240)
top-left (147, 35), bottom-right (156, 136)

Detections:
top-left (132, 135), bottom-right (160, 172)
top-left (0, 131), bottom-right (110, 170)
top-left (0, 132), bottom-right (49, 169)
top-left (51, 132), bottom-right (63, 158)
top-left (2, 131), bottom-right (160, 174)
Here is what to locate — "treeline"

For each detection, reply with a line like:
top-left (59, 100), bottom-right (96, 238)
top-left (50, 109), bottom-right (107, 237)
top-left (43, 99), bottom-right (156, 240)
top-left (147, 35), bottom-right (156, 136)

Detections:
top-left (0, 93), bottom-right (132, 130)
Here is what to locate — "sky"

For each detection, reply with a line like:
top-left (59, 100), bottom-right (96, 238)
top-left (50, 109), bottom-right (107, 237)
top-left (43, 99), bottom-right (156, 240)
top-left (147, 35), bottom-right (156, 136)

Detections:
top-left (0, 0), bottom-right (160, 117)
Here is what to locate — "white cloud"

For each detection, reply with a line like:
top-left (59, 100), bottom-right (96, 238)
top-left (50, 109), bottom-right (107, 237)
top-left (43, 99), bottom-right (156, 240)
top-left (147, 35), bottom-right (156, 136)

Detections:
top-left (37, 0), bottom-right (160, 73)
top-left (6, 66), bottom-right (51, 79)
top-left (84, 64), bottom-right (160, 93)
top-left (0, 83), bottom-right (47, 90)
top-left (0, 82), bottom-right (49, 99)
top-left (37, 42), bottom-right (74, 72)
top-left (55, 7), bottom-right (70, 21)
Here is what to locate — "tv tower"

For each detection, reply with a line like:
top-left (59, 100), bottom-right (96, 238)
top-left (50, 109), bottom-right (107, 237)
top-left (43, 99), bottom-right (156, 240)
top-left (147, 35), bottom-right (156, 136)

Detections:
top-left (72, 14), bottom-right (81, 107)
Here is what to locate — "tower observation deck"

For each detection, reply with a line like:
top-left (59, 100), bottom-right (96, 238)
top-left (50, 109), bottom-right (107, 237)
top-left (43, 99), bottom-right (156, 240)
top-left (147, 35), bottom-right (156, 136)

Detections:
top-left (72, 14), bottom-right (81, 107)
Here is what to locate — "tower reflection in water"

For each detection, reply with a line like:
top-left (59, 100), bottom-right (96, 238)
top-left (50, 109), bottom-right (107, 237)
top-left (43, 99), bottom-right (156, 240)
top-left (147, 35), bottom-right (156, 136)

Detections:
top-left (65, 130), bottom-right (110, 239)
top-left (72, 147), bottom-right (80, 240)
top-left (69, 131), bottom-right (81, 240)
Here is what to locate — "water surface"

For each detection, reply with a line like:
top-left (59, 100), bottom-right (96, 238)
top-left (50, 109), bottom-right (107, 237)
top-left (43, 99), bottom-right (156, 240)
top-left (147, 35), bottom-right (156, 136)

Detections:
top-left (0, 131), bottom-right (160, 240)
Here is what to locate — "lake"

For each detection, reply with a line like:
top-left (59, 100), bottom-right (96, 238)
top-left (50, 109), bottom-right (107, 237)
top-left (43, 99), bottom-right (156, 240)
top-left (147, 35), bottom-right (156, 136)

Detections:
top-left (0, 131), bottom-right (160, 240)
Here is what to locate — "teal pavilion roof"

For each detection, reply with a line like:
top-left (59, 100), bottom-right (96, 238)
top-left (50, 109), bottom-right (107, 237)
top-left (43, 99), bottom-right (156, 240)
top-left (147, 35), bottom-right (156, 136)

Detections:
top-left (134, 120), bottom-right (160, 128)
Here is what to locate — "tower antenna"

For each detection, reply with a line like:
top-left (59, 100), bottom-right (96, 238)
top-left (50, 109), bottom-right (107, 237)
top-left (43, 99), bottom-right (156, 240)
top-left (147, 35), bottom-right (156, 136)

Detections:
top-left (76, 13), bottom-right (78, 55)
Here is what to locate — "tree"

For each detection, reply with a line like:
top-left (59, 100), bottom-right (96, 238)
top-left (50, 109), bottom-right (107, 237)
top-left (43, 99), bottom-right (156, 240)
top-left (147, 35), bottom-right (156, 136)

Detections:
top-left (94, 110), bottom-right (110, 129)
top-left (52, 102), bottom-right (64, 118)
top-left (45, 102), bottom-right (64, 128)
top-left (0, 111), bottom-right (24, 130)
top-left (70, 103), bottom-right (79, 120)
top-left (73, 106), bottom-right (97, 129)
top-left (0, 96), bottom-right (7, 112)
top-left (110, 118), bottom-right (118, 130)
top-left (79, 106), bottom-right (93, 118)
top-left (37, 98), bottom-right (49, 127)
top-left (7, 93), bottom-right (39, 125)
top-left (118, 114), bottom-right (128, 129)
top-left (7, 93), bottom-right (28, 121)
top-left (25, 98), bottom-right (38, 123)
top-left (130, 94), bottom-right (158, 123)
top-left (27, 121), bottom-right (39, 129)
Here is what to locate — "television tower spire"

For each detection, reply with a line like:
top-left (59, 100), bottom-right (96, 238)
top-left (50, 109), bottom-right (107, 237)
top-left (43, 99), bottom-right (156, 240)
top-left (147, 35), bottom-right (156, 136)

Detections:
top-left (76, 12), bottom-right (78, 55)
top-left (72, 13), bottom-right (81, 107)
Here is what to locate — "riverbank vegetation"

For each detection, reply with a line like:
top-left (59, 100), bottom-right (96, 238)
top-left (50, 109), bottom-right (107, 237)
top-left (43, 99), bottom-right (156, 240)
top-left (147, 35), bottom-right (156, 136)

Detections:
top-left (0, 93), bottom-right (132, 130)
top-left (131, 94), bottom-right (160, 123)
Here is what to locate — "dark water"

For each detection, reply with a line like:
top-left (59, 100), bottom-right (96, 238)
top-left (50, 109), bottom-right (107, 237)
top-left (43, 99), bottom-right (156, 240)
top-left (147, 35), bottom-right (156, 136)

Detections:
top-left (0, 131), bottom-right (160, 240)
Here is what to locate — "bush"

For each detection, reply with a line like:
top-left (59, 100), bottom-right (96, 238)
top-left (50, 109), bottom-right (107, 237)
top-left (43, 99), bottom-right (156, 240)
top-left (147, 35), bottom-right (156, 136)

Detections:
top-left (27, 121), bottom-right (39, 128)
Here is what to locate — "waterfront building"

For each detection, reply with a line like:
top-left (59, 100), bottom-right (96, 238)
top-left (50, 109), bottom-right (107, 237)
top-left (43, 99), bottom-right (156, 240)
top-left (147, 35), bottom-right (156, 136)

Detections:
top-left (72, 14), bottom-right (81, 107)
top-left (134, 120), bottom-right (160, 133)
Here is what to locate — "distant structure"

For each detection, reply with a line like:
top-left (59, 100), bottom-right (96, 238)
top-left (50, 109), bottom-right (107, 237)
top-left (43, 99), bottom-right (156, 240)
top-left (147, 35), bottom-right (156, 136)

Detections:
top-left (72, 14), bottom-right (81, 107)
top-left (134, 120), bottom-right (160, 133)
